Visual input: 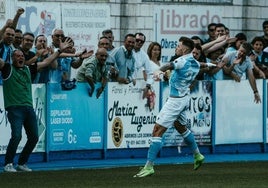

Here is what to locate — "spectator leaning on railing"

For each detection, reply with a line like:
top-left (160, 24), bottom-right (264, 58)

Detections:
top-left (76, 47), bottom-right (109, 99)
top-left (222, 42), bottom-right (261, 103)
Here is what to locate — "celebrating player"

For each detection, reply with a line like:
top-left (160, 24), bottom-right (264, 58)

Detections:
top-left (134, 37), bottom-right (208, 177)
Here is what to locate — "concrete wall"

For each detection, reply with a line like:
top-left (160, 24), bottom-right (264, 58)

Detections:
top-left (108, 0), bottom-right (268, 47)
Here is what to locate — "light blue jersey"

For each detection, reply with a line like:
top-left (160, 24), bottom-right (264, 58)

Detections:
top-left (224, 51), bottom-right (253, 79)
top-left (50, 57), bottom-right (74, 83)
top-left (169, 54), bottom-right (200, 97)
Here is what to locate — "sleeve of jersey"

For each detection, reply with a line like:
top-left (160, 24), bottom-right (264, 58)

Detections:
top-left (172, 58), bottom-right (185, 70)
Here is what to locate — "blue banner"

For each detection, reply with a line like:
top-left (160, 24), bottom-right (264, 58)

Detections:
top-left (47, 83), bottom-right (104, 151)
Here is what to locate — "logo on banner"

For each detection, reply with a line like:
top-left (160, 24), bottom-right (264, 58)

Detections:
top-left (112, 117), bottom-right (123, 147)
top-left (160, 9), bottom-right (221, 35)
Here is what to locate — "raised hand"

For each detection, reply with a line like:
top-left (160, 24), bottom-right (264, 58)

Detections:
top-left (16, 8), bottom-right (25, 16)
top-left (226, 37), bottom-right (237, 44)
top-left (59, 38), bottom-right (73, 52)
top-left (233, 56), bottom-right (242, 65)
top-left (81, 50), bottom-right (94, 59)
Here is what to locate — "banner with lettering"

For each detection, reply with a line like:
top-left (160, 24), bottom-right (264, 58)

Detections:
top-left (107, 81), bottom-right (160, 149)
top-left (162, 81), bottom-right (213, 147)
top-left (47, 83), bottom-right (104, 151)
top-left (17, 2), bottom-right (110, 78)
top-left (61, 4), bottom-right (110, 52)
top-left (154, 6), bottom-right (223, 62)
top-left (17, 2), bottom-right (110, 52)
top-left (0, 84), bottom-right (46, 154)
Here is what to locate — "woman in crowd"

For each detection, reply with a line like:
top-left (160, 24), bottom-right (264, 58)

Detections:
top-left (147, 42), bottom-right (162, 72)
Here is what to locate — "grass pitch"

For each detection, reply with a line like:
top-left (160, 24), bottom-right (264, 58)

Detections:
top-left (0, 162), bottom-right (267, 188)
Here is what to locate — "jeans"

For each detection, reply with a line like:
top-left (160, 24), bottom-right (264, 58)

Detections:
top-left (5, 106), bottom-right (39, 165)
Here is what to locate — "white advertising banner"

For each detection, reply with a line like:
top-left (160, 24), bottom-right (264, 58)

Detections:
top-left (17, 2), bottom-right (61, 40)
top-left (17, 2), bottom-right (110, 78)
top-left (0, 84), bottom-right (46, 155)
top-left (107, 81), bottom-right (160, 149)
top-left (215, 80), bottom-right (263, 144)
top-left (162, 81), bottom-right (213, 147)
top-left (17, 2), bottom-right (110, 52)
top-left (154, 6), bottom-right (223, 63)
top-left (61, 4), bottom-right (110, 78)
top-left (61, 3), bottom-right (110, 52)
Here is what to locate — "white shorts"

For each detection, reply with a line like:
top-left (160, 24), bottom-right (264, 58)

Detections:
top-left (156, 96), bottom-right (189, 128)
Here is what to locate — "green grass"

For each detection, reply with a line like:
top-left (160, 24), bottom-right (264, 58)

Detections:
top-left (0, 162), bottom-right (268, 188)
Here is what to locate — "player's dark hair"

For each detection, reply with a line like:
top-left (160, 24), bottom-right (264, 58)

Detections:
top-left (179, 36), bottom-right (194, 51)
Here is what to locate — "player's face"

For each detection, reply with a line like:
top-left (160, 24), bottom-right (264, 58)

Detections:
top-left (176, 42), bottom-right (183, 56)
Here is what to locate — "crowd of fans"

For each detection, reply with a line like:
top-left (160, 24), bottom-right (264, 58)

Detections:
top-left (1, 8), bottom-right (268, 96)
